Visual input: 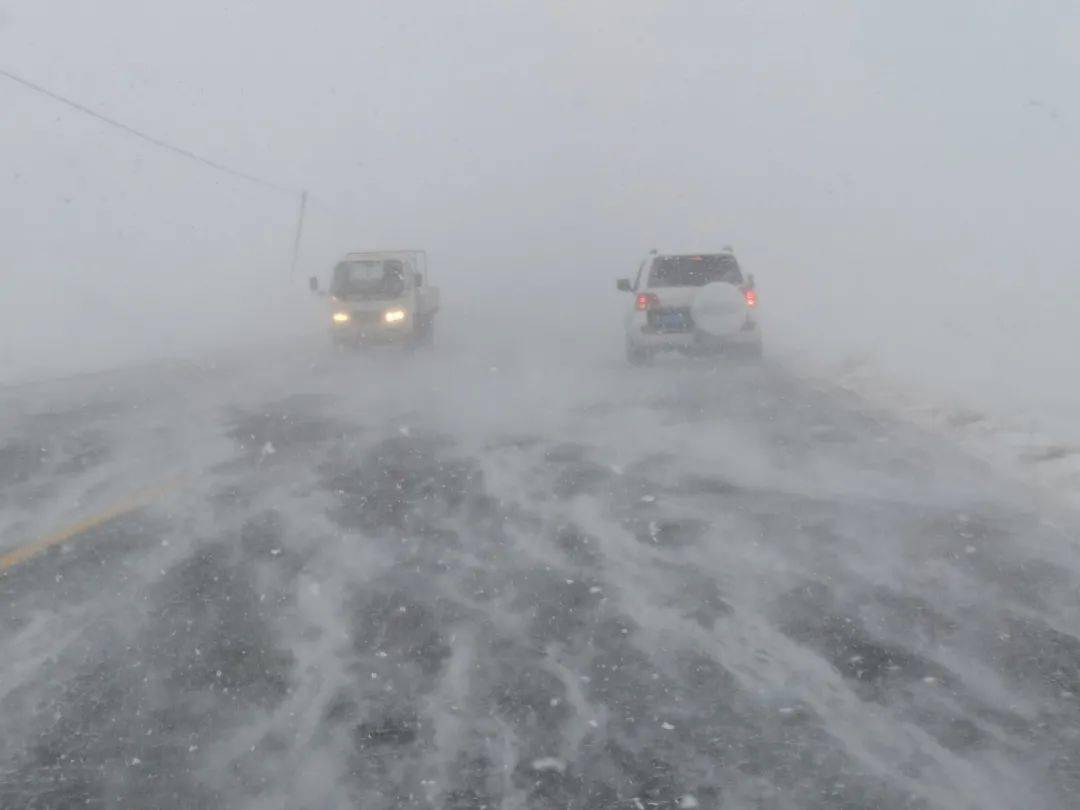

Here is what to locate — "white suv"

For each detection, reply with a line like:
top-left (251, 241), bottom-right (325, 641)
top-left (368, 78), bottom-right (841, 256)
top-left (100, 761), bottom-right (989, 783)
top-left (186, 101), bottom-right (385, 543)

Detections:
top-left (616, 250), bottom-right (761, 364)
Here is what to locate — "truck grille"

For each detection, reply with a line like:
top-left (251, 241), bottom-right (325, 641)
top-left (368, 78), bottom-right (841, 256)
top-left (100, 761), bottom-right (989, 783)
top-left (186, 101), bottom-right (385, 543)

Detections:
top-left (349, 311), bottom-right (382, 325)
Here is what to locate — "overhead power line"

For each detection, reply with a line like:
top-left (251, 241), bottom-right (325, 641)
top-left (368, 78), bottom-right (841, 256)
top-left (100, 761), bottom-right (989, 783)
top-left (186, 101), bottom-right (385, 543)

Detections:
top-left (1, 66), bottom-right (374, 276)
top-left (0, 66), bottom-right (298, 197)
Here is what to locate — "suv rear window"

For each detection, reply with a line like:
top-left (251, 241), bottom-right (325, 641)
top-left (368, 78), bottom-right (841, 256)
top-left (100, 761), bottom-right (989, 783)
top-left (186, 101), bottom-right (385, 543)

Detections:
top-left (648, 254), bottom-right (743, 287)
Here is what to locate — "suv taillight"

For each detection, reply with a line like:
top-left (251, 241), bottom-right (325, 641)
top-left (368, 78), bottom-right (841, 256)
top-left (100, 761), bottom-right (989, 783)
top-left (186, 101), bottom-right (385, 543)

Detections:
top-left (636, 292), bottom-right (659, 311)
top-left (744, 289), bottom-right (758, 308)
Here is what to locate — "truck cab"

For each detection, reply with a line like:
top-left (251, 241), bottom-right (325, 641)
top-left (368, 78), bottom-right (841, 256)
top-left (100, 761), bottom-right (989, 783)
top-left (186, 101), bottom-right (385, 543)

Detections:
top-left (312, 250), bottom-right (439, 348)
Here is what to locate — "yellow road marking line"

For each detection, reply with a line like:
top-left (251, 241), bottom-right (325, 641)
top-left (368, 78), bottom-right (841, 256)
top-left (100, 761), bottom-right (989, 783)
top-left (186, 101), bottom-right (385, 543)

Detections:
top-left (0, 480), bottom-right (179, 573)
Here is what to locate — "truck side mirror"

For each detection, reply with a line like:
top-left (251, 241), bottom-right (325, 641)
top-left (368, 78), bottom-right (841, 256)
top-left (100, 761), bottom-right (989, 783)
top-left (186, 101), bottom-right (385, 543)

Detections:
top-left (309, 276), bottom-right (319, 293)
top-left (616, 278), bottom-right (632, 292)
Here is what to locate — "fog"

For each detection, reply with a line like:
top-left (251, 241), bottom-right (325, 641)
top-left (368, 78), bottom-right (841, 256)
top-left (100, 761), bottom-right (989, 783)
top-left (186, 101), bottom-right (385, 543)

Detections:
top-left (4, 2), bottom-right (1077, 421)
top-left (3, 3), bottom-right (1080, 808)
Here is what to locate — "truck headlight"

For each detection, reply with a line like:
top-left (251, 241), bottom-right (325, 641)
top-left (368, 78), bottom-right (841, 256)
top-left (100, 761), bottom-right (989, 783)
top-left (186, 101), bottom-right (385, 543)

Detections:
top-left (332, 311), bottom-right (351, 324)
top-left (384, 308), bottom-right (407, 324)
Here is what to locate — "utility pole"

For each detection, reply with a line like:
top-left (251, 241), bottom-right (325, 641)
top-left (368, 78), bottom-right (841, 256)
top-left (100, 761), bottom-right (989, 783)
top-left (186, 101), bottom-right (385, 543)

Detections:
top-left (290, 190), bottom-right (308, 276)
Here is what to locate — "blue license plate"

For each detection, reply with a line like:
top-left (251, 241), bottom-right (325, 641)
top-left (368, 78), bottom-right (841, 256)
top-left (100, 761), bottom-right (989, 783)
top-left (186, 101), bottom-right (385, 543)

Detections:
top-left (657, 312), bottom-right (689, 331)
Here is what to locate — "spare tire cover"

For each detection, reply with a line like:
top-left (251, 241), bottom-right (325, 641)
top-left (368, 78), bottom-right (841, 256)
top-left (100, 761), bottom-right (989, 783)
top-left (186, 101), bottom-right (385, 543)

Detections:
top-left (690, 282), bottom-right (746, 336)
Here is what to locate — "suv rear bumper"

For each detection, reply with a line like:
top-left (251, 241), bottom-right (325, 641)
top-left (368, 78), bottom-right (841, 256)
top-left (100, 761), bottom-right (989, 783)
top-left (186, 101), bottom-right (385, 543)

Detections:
top-left (628, 322), bottom-right (759, 354)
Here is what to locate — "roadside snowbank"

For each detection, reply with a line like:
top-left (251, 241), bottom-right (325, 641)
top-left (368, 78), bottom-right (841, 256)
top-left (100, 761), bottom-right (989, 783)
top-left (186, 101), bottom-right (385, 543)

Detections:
top-left (785, 348), bottom-right (1080, 513)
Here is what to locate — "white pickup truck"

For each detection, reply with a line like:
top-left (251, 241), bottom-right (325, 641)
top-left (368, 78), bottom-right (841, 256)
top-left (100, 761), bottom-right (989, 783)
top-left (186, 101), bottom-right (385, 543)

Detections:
top-left (311, 250), bottom-right (440, 348)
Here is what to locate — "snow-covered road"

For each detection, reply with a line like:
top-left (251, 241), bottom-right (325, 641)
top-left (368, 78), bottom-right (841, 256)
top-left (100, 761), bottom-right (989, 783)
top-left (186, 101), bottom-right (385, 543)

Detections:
top-left (2, 340), bottom-right (1079, 809)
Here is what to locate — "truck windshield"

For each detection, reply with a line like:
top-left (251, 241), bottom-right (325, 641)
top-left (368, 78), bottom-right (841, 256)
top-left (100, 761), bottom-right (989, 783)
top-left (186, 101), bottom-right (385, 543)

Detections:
top-left (649, 254), bottom-right (743, 287)
top-left (331, 260), bottom-right (407, 299)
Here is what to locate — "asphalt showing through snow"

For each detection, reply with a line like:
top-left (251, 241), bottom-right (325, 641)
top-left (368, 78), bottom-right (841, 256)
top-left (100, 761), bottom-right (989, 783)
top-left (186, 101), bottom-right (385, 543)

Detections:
top-left (1, 345), bottom-right (1079, 809)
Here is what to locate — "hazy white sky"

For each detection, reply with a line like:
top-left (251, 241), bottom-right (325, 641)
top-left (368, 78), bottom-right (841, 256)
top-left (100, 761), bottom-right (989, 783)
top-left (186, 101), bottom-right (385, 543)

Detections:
top-left (2, 1), bottom-right (1078, 412)
top-left (5, 1), bottom-right (1075, 249)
